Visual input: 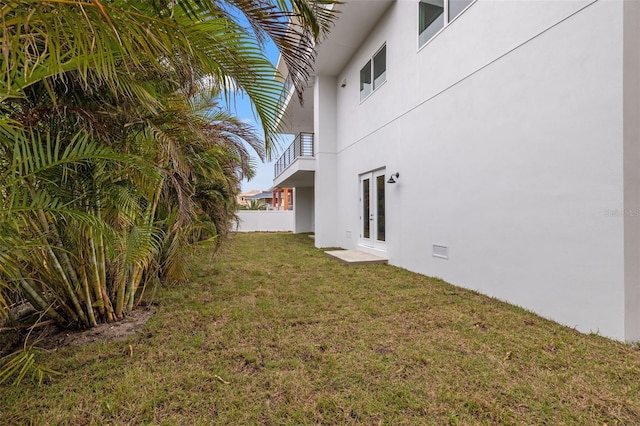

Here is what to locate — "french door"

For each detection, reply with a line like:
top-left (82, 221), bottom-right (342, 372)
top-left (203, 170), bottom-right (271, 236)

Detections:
top-left (359, 169), bottom-right (386, 250)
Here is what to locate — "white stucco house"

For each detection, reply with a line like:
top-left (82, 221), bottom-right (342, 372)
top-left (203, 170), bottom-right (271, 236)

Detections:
top-left (273, 0), bottom-right (640, 342)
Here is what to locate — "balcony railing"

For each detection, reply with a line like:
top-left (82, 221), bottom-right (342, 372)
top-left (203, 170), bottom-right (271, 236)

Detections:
top-left (274, 132), bottom-right (314, 178)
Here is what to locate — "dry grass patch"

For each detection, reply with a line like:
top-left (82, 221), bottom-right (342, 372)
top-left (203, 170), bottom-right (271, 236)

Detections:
top-left (2, 232), bottom-right (640, 425)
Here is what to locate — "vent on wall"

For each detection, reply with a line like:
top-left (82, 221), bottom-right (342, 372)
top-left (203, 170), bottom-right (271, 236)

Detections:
top-left (432, 245), bottom-right (449, 260)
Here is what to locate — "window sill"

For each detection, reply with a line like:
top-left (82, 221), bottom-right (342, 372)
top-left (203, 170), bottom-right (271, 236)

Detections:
top-left (417, 0), bottom-right (476, 53)
top-left (359, 79), bottom-right (388, 104)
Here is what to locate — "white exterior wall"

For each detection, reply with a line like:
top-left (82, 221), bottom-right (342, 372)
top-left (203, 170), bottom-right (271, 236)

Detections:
top-left (235, 211), bottom-right (294, 232)
top-left (294, 187), bottom-right (315, 233)
top-left (624, 0), bottom-right (640, 340)
top-left (321, 0), bottom-right (629, 339)
top-left (314, 75), bottom-right (340, 247)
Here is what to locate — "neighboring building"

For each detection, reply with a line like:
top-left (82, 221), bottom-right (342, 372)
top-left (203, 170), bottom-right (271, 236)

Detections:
top-left (246, 191), bottom-right (274, 207)
top-left (272, 187), bottom-right (294, 210)
top-left (273, 0), bottom-right (640, 341)
top-left (238, 189), bottom-right (293, 210)
top-left (237, 190), bottom-right (263, 207)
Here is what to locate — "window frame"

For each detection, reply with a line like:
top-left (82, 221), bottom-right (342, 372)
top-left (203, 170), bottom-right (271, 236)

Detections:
top-left (360, 43), bottom-right (387, 102)
top-left (359, 59), bottom-right (372, 100)
top-left (418, 0), bottom-right (475, 50)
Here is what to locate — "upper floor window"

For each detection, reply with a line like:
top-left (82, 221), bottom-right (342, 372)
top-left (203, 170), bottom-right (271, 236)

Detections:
top-left (419, 0), bottom-right (473, 47)
top-left (360, 44), bottom-right (387, 101)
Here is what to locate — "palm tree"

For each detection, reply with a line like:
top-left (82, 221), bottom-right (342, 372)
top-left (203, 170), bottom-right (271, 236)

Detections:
top-left (242, 199), bottom-right (269, 210)
top-left (1, 0), bottom-right (336, 154)
top-left (0, 0), bottom-right (337, 329)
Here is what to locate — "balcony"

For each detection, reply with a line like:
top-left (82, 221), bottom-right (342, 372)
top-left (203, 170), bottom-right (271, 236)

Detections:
top-left (272, 132), bottom-right (315, 188)
top-left (274, 132), bottom-right (314, 177)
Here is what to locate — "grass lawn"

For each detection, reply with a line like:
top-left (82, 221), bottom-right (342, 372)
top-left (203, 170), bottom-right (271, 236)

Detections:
top-left (2, 232), bottom-right (640, 425)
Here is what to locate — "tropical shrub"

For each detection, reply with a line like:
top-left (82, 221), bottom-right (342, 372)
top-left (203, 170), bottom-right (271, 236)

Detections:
top-left (241, 199), bottom-right (269, 210)
top-left (0, 0), bottom-right (336, 329)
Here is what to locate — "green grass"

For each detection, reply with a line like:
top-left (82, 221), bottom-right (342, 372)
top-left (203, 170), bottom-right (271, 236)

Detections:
top-left (2, 232), bottom-right (640, 425)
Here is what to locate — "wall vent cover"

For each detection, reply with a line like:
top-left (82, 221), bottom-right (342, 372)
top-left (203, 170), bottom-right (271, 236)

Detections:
top-left (432, 245), bottom-right (449, 259)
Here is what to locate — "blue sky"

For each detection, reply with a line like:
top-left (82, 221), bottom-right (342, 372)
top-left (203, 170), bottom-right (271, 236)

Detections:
top-left (224, 96), bottom-right (278, 193)
top-left (222, 39), bottom-right (284, 193)
top-left (218, 2), bottom-right (307, 193)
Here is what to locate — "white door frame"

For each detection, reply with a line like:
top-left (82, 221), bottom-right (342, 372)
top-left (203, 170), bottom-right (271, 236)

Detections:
top-left (359, 169), bottom-right (387, 251)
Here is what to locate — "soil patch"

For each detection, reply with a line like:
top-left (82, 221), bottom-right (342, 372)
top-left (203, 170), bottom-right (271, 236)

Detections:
top-left (37, 307), bottom-right (156, 349)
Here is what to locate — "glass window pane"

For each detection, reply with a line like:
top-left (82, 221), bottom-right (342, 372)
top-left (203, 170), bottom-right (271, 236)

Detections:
top-left (419, 0), bottom-right (444, 47)
top-left (363, 178), bottom-right (370, 239)
top-left (449, 0), bottom-right (473, 21)
top-left (360, 60), bottom-right (372, 100)
top-left (376, 175), bottom-right (385, 242)
top-left (373, 45), bottom-right (386, 90)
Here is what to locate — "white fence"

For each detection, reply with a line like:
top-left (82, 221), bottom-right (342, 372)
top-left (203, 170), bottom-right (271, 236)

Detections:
top-left (235, 210), bottom-right (294, 232)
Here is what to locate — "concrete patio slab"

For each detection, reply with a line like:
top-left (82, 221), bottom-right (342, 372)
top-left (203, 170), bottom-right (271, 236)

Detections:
top-left (324, 250), bottom-right (388, 265)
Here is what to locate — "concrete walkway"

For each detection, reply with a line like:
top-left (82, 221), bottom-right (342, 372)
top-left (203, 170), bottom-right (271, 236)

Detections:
top-left (324, 250), bottom-right (388, 265)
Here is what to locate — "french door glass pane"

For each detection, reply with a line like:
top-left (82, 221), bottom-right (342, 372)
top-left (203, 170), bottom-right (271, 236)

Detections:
top-left (363, 178), bottom-right (370, 239)
top-left (376, 175), bottom-right (385, 242)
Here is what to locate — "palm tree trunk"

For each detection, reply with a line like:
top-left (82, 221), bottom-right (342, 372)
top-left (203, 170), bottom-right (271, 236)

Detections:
top-left (87, 229), bottom-right (105, 317)
top-left (45, 218), bottom-right (83, 296)
top-left (24, 213), bottom-right (89, 326)
top-left (80, 268), bottom-right (98, 327)
top-left (102, 287), bottom-right (117, 322)
top-left (16, 278), bottom-right (66, 324)
top-left (101, 285), bottom-right (115, 322)
top-left (25, 183), bottom-right (88, 324)
top-left (79, 252), bottom-right (101, 321)
top-left (125, 265), bottom-right (144, 312)
top-left (114, 231), bottom-right (128, 319)
top-left (93, 202), bottom-right (113, 321)
top-left (43, 244), bottom-right (89, 326)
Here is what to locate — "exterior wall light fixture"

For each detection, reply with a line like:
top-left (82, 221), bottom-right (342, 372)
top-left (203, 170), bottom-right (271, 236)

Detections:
top-left (387, 172), bottom-right (399, 184)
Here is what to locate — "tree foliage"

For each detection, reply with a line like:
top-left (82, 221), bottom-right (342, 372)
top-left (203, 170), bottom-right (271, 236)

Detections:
top-left (0, 0), bottom-right (337, 330)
